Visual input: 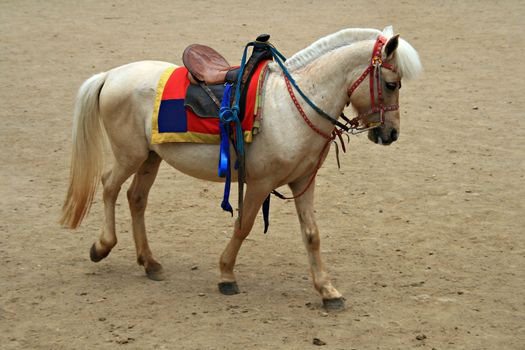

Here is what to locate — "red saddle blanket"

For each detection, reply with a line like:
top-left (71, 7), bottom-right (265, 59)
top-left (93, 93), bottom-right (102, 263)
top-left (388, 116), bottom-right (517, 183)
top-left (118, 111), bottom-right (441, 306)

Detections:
top-left (151, 63), bottom-right (267, 144)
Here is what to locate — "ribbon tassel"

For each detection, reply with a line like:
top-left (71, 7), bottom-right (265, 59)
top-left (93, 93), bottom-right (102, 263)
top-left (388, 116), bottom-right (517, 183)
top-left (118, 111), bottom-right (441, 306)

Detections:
top-left (218, 84), bottom-right (234, 216)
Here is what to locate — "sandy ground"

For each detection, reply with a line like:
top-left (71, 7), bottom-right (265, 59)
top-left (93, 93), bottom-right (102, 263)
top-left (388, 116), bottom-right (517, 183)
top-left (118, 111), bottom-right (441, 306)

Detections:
top-left (1, 1), bottom-right (524, 349)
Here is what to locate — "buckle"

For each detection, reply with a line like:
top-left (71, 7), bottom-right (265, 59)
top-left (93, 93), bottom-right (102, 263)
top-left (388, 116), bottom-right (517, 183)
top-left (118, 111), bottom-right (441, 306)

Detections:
top-left (371, 56), bottom-right (382, 66)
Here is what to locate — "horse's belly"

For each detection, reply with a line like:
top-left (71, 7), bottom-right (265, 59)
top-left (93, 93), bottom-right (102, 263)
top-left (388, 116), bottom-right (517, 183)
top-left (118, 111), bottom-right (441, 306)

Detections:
top-left (152, 142), bottom-right (237, 182)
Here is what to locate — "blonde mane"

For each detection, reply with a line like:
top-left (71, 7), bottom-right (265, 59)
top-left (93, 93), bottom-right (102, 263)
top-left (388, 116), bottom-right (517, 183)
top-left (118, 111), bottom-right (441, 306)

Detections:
top-left (285, 26), bottom-right (422, 80)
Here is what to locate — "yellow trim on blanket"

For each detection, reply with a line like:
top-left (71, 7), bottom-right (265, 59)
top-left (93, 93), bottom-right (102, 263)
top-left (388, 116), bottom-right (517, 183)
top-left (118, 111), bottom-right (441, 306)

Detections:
top-left (151, 66), bottom-right (177, 144)
top-left (152, 130), bottom-right (252, 144)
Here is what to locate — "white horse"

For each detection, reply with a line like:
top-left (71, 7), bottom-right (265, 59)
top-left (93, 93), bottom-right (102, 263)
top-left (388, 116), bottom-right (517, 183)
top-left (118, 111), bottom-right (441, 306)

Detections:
top-left (60, 26), bottom-right (421, 309)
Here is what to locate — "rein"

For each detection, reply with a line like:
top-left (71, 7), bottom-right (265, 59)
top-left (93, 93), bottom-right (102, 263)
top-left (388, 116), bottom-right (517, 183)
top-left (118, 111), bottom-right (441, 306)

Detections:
top-left (284, 75), bottom-right (334, 141)
top-left (268, 46), bottom-right (351, 132)
top-left (271, 75), bottom-right (341, 201)
top-left (269, 75), bottom-right (336, 201)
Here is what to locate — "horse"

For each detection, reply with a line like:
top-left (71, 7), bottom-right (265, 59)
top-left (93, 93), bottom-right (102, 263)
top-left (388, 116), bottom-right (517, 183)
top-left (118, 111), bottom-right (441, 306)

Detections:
top-left (60, 26), bottom-right (422, 310)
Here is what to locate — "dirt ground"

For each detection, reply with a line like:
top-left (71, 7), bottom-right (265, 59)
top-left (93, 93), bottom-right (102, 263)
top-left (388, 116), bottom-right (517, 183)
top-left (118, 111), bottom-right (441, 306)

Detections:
top-left (1, 1), bottom-right (524, 349)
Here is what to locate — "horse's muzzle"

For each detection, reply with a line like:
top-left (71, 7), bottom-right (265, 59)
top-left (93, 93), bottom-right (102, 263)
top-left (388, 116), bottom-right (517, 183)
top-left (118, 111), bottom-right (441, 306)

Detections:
top-left (370, 127), bottom-right (398, 145)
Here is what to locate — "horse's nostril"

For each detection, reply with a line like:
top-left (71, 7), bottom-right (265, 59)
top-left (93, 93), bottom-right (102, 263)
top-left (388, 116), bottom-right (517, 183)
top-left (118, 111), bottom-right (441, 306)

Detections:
top-left (373, 128), bottom-right (381, 141)
top-left (390, 129), bottom-right (398, 142)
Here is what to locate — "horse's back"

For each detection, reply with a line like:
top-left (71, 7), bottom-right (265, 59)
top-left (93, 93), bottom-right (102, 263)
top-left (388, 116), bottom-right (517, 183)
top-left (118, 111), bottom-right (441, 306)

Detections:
top-left (107, 60), bottom-right (175, 80)
top-left (101, 61), bottom-right (176, 107)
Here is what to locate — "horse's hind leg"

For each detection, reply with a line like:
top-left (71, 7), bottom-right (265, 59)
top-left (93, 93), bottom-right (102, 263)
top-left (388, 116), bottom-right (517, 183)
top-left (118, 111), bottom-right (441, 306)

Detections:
top-left (290, 176), bottom-right (344, 310)
top-left (90, 157), bottom-right (145, 262)
top-left (126, 151), bottom-right (164, 281)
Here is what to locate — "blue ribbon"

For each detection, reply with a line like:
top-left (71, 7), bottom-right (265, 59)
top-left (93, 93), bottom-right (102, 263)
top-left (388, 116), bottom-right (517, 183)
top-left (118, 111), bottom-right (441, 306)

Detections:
top-left (217, 43), bottom-right (255, 218)
top-left (219, 84), bottom-right (233, 178)
top-left (218, 84), bottom-right (234, 215)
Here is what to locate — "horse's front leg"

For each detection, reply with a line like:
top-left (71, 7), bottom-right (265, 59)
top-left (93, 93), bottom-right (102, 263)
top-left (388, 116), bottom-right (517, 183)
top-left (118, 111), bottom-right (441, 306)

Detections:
top-left (218, 183), bottom-right (270, 295)
top-left (290, 177), bottom-right (345, 310)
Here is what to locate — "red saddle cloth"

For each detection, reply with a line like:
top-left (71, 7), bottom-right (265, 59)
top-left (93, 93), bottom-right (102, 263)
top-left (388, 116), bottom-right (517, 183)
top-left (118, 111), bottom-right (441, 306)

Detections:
top-left (151, 62), bottom-right (268, 144)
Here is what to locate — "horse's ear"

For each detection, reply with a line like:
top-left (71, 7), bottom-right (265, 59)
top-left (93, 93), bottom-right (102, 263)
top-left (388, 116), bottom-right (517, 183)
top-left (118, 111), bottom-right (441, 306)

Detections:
top-left (385, 34), bottom-right (400, 60)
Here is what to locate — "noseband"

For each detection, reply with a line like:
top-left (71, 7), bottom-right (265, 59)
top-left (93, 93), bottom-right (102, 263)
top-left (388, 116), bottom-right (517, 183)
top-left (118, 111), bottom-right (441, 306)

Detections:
top-left (347, 36), bottom-right (399, 130)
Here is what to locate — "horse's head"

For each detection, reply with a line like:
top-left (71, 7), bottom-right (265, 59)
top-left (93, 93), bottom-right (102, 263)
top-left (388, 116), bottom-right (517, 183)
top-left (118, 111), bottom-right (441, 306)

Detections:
top-left (347, 28), bottom-right (422, 145)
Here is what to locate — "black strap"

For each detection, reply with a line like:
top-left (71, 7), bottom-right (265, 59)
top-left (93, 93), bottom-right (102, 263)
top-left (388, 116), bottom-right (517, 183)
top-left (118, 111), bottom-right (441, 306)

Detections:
top-left (199, 83), bottom-right (221, 108)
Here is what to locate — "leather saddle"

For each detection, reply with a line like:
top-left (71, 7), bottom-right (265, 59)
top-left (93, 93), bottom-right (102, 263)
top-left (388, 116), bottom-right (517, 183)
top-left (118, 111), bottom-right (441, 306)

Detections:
top-left (182, 34), bottom-right (272, 119)
top-left (183, 44), bottom-right (239, 85)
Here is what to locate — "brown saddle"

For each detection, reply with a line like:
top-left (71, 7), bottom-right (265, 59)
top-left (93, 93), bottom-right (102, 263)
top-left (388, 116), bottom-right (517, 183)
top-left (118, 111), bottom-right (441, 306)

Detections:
top-left (182, 35), bottom-right (273, 119)
top-left (183, 44), bottom-right (237, 85)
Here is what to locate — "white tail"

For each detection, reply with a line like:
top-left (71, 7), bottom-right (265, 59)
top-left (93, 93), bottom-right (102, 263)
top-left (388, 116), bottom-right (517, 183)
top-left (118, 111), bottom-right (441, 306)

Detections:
top-left (60, 72), bottom-right (108, 229)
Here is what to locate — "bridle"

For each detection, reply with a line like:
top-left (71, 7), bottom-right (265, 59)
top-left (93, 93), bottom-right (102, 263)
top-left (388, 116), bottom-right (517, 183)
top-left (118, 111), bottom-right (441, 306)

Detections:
top-left (347, 35), bottom-right (399, 132)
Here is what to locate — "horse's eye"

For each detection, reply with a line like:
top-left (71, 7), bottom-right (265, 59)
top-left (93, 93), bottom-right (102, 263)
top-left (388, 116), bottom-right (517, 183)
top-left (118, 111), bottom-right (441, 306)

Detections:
top-left (385, 82), bottom-right (397, 91)
top-left (398, 81), bottom-right (402, 90)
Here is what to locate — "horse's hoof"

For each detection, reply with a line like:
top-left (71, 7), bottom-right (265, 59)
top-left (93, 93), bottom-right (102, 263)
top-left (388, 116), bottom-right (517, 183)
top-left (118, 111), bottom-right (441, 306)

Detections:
top-left (322, 297), bottom-right (345, 311)
top-left (218, 282), bottom-right (240, 295)
top-left (89, 243), bottom-right (110, 263)
top-left (145, 263), bottom-right (165, 281)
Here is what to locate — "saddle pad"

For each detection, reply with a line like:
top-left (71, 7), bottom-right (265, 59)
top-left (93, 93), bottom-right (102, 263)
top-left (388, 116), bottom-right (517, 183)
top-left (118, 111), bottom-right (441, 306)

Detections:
top-left (151, 65), bottom-right (265, 144)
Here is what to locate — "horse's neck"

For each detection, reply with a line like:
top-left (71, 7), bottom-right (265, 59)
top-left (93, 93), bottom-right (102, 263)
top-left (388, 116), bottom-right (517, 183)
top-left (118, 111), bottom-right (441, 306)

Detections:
top-left (280, 43), bottom-right (371, 134)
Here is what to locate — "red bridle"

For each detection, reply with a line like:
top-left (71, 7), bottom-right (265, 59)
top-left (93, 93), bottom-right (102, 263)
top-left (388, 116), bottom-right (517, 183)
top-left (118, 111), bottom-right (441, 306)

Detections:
top-left (347, 35), bottom-right (399, 130)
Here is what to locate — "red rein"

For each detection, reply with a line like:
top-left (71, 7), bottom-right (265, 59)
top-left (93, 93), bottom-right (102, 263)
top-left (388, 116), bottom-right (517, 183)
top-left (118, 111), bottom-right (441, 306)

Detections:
top-left (274, 76), bottom-right (335, 200)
